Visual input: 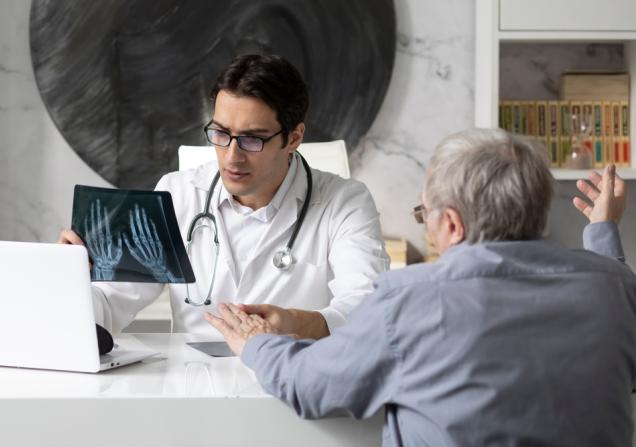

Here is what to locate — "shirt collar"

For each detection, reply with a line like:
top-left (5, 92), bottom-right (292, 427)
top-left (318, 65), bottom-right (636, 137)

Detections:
top-left (217, 155), bottom-right (299, 223)
top-left (190, 151), bottom-right (320, 208)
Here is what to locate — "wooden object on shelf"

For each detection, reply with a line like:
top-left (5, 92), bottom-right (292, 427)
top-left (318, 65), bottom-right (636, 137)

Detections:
top-left (424, 233), bottom-right (439, 263)
top-left (559, 72), bottom-right (629, 102)
top-left (384, 237), bottom-right (407, 270)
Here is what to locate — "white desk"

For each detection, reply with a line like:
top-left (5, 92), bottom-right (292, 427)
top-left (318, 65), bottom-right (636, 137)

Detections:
top-left (0, 333), bottom-right (383, 447)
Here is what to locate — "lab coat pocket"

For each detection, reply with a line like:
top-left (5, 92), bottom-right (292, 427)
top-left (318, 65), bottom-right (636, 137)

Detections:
top-left (274, 261), bottom-right (331, 309)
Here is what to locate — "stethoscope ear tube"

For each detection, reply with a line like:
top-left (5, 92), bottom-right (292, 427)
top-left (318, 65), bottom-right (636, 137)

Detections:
top-left (187, 172), bottom-right (221, 243)
top-left (285, 153), bottom-right (313, 254)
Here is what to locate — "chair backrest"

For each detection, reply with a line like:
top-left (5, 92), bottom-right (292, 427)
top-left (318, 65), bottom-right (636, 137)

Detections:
top-left (178, 139), bottom-right (350, 178)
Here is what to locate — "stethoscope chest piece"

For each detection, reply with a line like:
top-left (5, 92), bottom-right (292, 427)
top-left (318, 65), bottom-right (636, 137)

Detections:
top-left (272, 247), bottom-right (293, 270)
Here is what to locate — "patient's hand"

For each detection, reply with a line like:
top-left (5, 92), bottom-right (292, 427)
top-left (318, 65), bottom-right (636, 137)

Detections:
top-left (205, 303), bottom-right (277, 356)
top-left (573, 164), bottom-right (626, 224)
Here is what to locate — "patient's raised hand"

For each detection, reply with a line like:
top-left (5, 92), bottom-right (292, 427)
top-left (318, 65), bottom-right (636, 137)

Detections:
top-left (573, 164), bottom-right (626, 225)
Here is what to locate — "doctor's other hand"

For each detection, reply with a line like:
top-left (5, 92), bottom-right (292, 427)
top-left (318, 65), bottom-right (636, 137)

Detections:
top-left (57, 229), bottom-right (92, 269)
top-left (239, 303), bottom-right (330, 340)
top-left (57, 229), bottom-right (85, 246)
top-left (573, 164), bottom-right (626, 225)
top-left (204, 303), bottom-right (277, 356)
top-left (237, 303), bottom-right (295, 335)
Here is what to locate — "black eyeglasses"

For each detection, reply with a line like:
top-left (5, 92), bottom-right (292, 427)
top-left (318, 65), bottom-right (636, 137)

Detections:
top-left (203, 123), bottom-right (283, 152)
top-left (411, 204), bottom-right (428, 224)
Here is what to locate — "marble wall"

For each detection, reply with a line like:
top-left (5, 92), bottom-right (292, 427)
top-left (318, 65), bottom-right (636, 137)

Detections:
top-left (353, 0), bottom-right (476, 260)
top-left (1, 0), bottom-right (635, 269)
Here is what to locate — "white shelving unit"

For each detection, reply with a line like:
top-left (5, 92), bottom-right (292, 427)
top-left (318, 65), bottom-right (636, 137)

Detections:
top-left (475, 0), bottom-right (636, 179)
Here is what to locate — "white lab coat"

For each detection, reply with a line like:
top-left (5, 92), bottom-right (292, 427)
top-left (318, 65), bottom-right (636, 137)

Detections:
top-left (91, 156), bottom-right (389, 335)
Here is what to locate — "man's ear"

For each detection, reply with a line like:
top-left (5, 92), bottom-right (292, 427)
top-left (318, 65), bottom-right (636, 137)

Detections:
top-left (286, 122), bottom-right (305, 153)
top-left (444, 207), bottom-right (465, 245)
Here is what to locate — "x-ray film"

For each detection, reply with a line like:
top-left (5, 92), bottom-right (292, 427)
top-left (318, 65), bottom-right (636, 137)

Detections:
top-left (71, 185), bottom-right (195, 283)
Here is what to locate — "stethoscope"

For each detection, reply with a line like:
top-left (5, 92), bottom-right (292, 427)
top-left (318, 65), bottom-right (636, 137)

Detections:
top-left (184, 152), bottom-right (313, 306)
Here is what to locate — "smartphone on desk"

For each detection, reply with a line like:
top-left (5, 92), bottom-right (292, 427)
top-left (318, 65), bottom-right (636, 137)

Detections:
top-left (187, 341), bottom-right (235, 357)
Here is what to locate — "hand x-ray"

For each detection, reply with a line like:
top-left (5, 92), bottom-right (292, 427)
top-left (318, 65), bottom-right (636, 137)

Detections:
top-left (71, 185), bottom-right (195, 283)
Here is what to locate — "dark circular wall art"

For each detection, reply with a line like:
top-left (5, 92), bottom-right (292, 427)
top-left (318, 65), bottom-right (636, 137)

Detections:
top-left (30, 0), bottom-right (396, 189)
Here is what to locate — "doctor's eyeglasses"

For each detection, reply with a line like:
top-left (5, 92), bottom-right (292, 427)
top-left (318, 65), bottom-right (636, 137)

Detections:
top-left (203, 123), bottom-right (283, 152)
top-left (411, 204), bottom-right (428, 224)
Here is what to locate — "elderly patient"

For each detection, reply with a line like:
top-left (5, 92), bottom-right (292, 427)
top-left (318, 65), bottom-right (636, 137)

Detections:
top-left (206, 129), bottom-right (636, 446)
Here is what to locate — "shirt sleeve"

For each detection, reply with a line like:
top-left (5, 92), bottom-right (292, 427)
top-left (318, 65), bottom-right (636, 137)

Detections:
top-left (242, 280), bottom-right (400, 420)
top-left (318, 181), bottom-right (390, 332)
top-left (582, 222), bottom-right (625, 263)
top-left (91, 282), bottom-right (164, 333)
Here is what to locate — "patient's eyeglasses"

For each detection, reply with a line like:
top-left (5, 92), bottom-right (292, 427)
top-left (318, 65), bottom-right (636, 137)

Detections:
top-left (411, 204), bottom-right (428, 224)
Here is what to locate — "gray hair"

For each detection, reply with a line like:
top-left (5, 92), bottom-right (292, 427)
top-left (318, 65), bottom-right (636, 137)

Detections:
top-left (423, 128), bottom-right (555, 243)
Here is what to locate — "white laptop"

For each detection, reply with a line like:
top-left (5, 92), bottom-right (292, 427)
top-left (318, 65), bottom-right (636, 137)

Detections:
top-left (0, 241), bottom-right (159, 373)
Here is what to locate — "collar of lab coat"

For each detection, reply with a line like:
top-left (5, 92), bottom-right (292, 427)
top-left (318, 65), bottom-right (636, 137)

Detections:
top-left (189, 152), bottom-right (322, 207)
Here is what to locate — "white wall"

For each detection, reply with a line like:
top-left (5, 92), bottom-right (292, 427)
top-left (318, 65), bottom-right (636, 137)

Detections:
top-left (353, 0), bottom-right (475, 259)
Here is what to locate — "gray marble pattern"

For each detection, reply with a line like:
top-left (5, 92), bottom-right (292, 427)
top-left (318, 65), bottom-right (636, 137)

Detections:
top-left (500, 43), bottom-right (625, 100)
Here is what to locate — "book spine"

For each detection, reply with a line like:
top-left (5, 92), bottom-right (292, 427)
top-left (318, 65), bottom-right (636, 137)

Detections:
top-left (603, 101), bottom-right (613, 165)
top-left (512, 101), bottom-right (520, 134)
top-left (548, 101), bottom-right (560, 167)
top-left (621, 100), bottom-right (630, 167)
top-left (560, 101), bottom-right (571, 165)
top-left (503, 101), bottom-right (513, 132)
top-left (581, 101), bottom-right (594, 158)
top-left (537, 101), bottom-right (548, 153)
top-left (526, 102), bottom-right (537, 137)
top-left (593, 101), bottom-right (604, 168)
top-left (520, 102), bottom-right (528, 134)
top-left (612, 101), bottom-right (621, 165)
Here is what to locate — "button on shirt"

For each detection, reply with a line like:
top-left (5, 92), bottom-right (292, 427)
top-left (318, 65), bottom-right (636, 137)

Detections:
top-left (217, 156), bottom-right (298, 282)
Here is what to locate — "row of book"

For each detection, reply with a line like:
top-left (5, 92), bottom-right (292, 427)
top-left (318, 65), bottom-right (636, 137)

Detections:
top-left (499, 100), bottom-right (631, 168)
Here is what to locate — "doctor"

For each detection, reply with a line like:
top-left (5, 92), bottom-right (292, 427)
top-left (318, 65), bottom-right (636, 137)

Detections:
top-left (58, 54), bottom-right (389, 339)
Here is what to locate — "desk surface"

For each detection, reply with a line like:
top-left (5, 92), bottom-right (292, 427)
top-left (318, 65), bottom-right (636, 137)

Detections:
top-left (0, 333), bottom-right (383, 447)
top-left (0, 333), bottom-right (267, 399)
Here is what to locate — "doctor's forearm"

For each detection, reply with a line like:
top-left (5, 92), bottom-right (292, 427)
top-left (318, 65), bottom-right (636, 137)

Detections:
top-left (288, 309), bottom-right (330, 340)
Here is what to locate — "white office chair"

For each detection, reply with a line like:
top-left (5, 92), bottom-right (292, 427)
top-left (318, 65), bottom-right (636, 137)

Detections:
top-left (178, 139), bottom-right (351, 178)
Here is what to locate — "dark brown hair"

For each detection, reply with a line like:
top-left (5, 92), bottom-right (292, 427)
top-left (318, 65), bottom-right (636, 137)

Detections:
top-left (210, 54), bottom-right (309, 146)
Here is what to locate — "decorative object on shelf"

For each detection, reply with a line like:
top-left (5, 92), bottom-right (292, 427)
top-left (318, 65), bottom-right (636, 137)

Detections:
top-left (563, 103), bottom-right (593, 169)
top-left (384, 237), bottom-right (407, 270)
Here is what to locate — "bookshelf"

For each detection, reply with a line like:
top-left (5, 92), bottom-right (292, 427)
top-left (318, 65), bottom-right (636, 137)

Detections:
top-left (475, 0), bottom-right (636, 180)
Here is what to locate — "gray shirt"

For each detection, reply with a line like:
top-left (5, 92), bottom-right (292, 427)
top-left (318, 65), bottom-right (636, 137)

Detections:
top-left (242, 222), bottom-right (636, 447)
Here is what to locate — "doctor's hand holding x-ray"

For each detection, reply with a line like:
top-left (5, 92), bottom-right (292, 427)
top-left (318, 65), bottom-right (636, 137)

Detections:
top-left (58, 54), bottom-right (389, 338)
